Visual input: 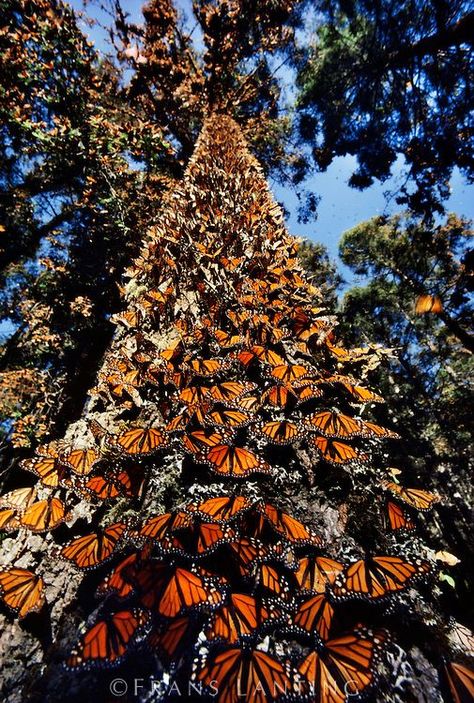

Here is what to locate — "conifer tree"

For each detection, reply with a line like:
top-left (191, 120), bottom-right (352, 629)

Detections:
top-left (1, 113), bottom-right (470, 703)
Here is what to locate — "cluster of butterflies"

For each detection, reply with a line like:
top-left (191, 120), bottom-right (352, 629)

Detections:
top-left (1, 114), bottom-right (472, 702)
top-left (0, 495), bottom-right (433, 701)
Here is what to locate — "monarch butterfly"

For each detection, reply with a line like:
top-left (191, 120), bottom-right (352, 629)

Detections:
top-left (298, 629), bottom-right (386, 701)
top-left (205, 445), bottom-right (270, 477)
top-left (339, 381), bottom-right (385, 404)
top-left (21, 455), bottom-right (68, 488)
top-left (20, 497), bottom-right (66, 532)
top-left (257, 420), bottom-right (303, 445)
top-left (166, 412), bottom-right (190, 432)
top-left (111, 426), bottom-right (169, 456)
top-left (258, 564), bottom-right (291, 598)
top-left (197, 647), bottom-right (291, 703)
top-left (259, 504), bottom-right (322, 547)
top-left (234, 394), bottom-right (261, 412)
top-left (415, 294), bottom-right (443, 314)
top-left (193, 495), bottom-right (252, 523)
top-left (270, 364), bottom-right (309, 384)
top-left (205, 593), bottom-right (282, 644)
top-left (444, 662), bottom-right (474, 703)
top-left (228, 537), bottom-right (268, 575)
top-left (250, 345), bottom-right (285, 367)
top-left (261, 384), bottom-right (297, 409)
top-left (61, 523), bottom-right (127, 569)
top-left (448, 621), bottom-right (474, 658)
top-left (294, 383), bottom-right (324, 403)
top-left (0, 486), bottom-right (37, 511)
top-left (305, 411), bottom-right (364, 438)
top-left (361, 421), bottom-right (400, 439)
top-left (96, 553), bottom-right (138, 600)
top-left (294, 593), bottom-right (334, 640)
top-left (0, 568), bottom-right (45, 619)
top-left (66, 609), bottom-right (150, 669)
top-left (387, 501), bottom-right (415, 532)
top-left (0, 508), bottom-right (20, 532)
top-left (140, 511), bottom-right (191, 541)
top-left (160, 522), bottom-right (236, 557)
top-left (60, 447), bottom-right (100, 476)
top-left (182, 429), bottom-right (229, 456)
top-left (213, 328), bottom-right (243, 348)
top-left (157, 567), bottom-right (223, 617)
top-left (209, 381), bottom-right (256, 403)
top-left (85, 470), bottom-right (135, 500)
top-left (295, 557), bottom-right (344, 593)
top-left (381, 481), bottom-right (441, 511)
top-left (205, 408), bottom-right (253, 428)
top-left (179, 385), bottom-right (210, 407)
top-left (165, 368), bottom-right (191, 390)
top-left (189, 358), bottom-right (225, 377)
top-left (335, 555), bottom-right (430, 600)
top-left (312, 436), bottom-right (365, 465)
top-left (148, 616), bottom-right (192, 660)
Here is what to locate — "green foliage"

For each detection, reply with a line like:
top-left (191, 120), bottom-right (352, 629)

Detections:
top-left (297, 239), bottom-right (342, 308)
top-left (296, 0), bottom-right (474, 215)
top-left (339, 213), bottom-right (473, 469)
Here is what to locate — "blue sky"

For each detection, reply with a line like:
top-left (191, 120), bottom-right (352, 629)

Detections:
top-left (69, 0), bottom-right (474, 286)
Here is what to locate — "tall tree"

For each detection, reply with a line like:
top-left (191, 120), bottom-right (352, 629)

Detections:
top-left (295, 0), bottom-right (474, 215)
top-left (338, 212), bottom-right (473, 616)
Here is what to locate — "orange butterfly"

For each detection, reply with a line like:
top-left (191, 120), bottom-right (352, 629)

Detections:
top-left (0, 486), bottom-right (37, 511)
top-left (270, 363), bottom-right (309, 384)
top-left (157, 567), bottom-right (223, 617)
top-left (259, 504), bottom-right (322, 546)
top-left (148, 616), bottom-right (193, 661)
top-left (192, 495), bottom-right (252, 523)
top-left (312, 436), bottom-right (366, 464)
top-left (85, 469), bottom-right (135, 500)
top-left (444, 662), bottom-right (474, 703)
top-left (182, 429), bottom-right (228, 456)
top-left (295, 556), bottom-right (344, 593)
top-left (205, 445), bottom-right (270, 477)
top-left (159, 522), bottom-right (236, 557)
top-left (381, 481), bottom-right (441, 511)
top-left (60, 447), bottom-right (100, 476)
top-left (257, 420), bottom-right (303, 445)
top-left (294, 593), bottom-right (334, 639)
top-left (298, 629), bottom-right (386, 701)
top-left (0, 508), bottom-right (20, 532)
top-left (205, 593), bottom-right (282, 643)
top-left (111, 426), bottom-right (169, 456)
top-left (66, 609), bottom-right (150, 668)
top-left (261, 384), bottom-right (297, 409)
top-left (140, 511), bottom-right (191, 541)
top-left (387, 501), bottom-right (415, 531)
top-left (20, 498), bottom-right (66, 532)
top-left (205, 408), bottom-right (253, 428)
top-left (305, 410), bottom-right (364, 438)
top-left (21, 454), bottom-right (68, 488)
top-left (335, 556), bottom-right (430, 600)
top-left (189, 358), bottom-right (226, 377)
top-left (61, 523), bottom-right (127, 569)
top-left (0, 568), bottom-right (45, 619)
top-left (228, 537), bottom-right (268, 576)
top-left (96, 553), bottom-right (138, 600)
top-left (197, 647), bottom-right (291, 703)
top-left (339, 381), bottom-right (385, 404)
top-left (209, 381), bottom-right (256, 403)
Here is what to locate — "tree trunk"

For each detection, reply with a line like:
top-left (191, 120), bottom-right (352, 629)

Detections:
top-left (0, 114), bottom-right (467, 703)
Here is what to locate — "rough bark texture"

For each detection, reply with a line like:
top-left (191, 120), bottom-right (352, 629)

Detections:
top-left (0, 114), bottom-right (469, 703)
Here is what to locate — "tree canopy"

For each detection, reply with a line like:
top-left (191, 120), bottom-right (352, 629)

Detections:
top-left (296, 0), bottom-right (474, 216)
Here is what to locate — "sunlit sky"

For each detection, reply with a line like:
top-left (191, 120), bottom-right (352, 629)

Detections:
top-left (69, 0), bottom-right (474, 287)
